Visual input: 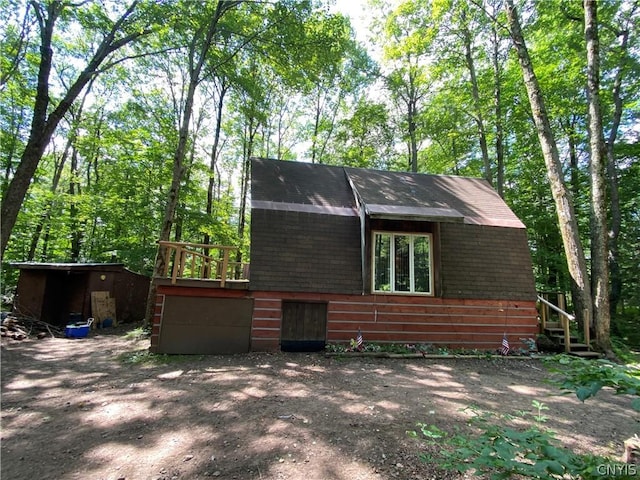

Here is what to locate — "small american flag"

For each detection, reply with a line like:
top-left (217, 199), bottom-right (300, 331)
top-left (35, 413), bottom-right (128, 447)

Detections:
top-left (356, 328), bottom-right (363, 350)
top-left (500, 334), bottom-right (510, 356)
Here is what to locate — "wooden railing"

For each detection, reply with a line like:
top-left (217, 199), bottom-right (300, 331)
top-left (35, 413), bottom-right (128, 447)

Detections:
top-left (537, 293), bottom-right (591, 353)
top-left (159, 241), bottom-right (249, 286)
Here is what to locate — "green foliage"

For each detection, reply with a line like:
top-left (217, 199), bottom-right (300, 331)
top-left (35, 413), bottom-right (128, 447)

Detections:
top-left (409, 401), bottom-right (622, 480)
top-left (611, 335), bottom-right (640, 365)
top-left (543, 354), bottom-right (640, 411)
top-left (123, 326), bottom-right (150, 341)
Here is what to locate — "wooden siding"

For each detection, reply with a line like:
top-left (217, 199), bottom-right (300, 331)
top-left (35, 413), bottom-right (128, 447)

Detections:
top-left (251, 291), bottom-right (538, 352)
top-left (152, 285), bottom-right (538, 354)
top-left (440, 223), bottom-right (536, 300)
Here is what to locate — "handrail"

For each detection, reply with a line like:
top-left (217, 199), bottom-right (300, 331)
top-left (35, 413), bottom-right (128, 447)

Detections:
top-left (537, 295), bottom-right (575, 321)
top-left (537, 294), bottom-right (574, 353)
top-left (158, 241), bottom-right (249, 286)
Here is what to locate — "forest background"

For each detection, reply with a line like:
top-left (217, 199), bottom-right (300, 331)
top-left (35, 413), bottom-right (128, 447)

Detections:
top-left (1, 0), bottom-right (638, 351)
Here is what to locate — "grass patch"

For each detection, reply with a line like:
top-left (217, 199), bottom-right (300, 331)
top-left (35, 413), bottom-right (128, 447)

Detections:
top-left (118, 349), bottom-right (204, 365)
top-left (123, 326), bottom-right (150, 341)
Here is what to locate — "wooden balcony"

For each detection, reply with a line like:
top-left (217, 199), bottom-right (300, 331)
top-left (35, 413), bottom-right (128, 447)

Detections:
top-left (159, 241), bottom-right (249, 287)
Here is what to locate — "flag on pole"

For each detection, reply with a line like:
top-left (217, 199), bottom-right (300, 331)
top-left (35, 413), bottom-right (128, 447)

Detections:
top-left (500, 334), bottom-right (510, 356)
top-left (356, 328), bottom-right (363, 351)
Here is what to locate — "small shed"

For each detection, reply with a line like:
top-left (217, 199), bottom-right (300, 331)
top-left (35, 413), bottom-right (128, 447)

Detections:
top-left (11, 263), bottom-right (150, 326)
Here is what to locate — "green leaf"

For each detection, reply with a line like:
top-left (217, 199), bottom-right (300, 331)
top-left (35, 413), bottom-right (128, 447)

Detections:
top-left (546, 459), bottom-right (565, 475)
top-left (576, 382), bottom-right (602, 402)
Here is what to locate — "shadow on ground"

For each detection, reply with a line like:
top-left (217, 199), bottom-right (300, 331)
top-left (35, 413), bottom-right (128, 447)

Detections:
top-left (1, 326), bottom-right (637, 480)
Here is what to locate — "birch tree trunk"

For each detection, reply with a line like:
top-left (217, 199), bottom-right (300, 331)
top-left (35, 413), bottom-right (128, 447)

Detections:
top-left (584, 0), bottom-right (612, 353)
top-left (461, 8), bottom-right (492, 186)
top-left (504, 0), bottom-right (593, 330)
top-left (144, 1), bottom-right (235, 325)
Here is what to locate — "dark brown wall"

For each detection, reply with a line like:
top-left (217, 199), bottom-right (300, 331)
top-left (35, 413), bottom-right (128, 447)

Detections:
top-left (112, 270), bottom-right (149, 322)
top-left (14, 271), bottom-right (47, 319)
top-left (439, 223), bottom-right (536, 300)
top-left (250, 209), bottom-right (362, 294)
top-left (13, 266), bottom-right (149, 325)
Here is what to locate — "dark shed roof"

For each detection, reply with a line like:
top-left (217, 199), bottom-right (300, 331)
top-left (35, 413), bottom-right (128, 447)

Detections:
top-left (11, 262), bottom-right (126, 271)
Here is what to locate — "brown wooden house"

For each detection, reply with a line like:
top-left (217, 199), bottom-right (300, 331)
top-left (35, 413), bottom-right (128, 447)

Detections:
top-left (150, 158), bottom-right (538, 354)
top-left (248, 158), bottom-right (538, 352)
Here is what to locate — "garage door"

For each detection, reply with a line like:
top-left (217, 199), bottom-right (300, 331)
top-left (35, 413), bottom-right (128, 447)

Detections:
top-left (158, 296), bottom-right (253, 354)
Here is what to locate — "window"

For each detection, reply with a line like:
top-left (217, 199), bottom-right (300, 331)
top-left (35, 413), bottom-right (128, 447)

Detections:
top-left (373, 232), bottom-right (432, 294)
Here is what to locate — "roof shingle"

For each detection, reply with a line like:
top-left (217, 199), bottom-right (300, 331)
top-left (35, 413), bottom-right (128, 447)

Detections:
top-left (251, 158), bottom-right (525, 229)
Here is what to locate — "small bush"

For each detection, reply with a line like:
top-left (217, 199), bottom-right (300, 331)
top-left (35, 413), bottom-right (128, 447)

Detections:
top-left (543, 354), bottom-right (640, 411)
top-left (409, 401), bottom-right (630, 479)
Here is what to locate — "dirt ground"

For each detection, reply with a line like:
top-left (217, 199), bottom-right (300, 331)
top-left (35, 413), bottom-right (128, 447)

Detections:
top-left (1, 324), bottom-right (638, 480)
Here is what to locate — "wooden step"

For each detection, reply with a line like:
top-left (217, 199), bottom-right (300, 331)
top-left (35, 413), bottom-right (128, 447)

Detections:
top-left (544, 328), bottom-right (579, 345)
top-left (545, 327), bottom-right (564, 335)
top-left (545, 322), bottom-right (562, 329)
top-left (569, 350), bottom-right (603, 359)
top-left (541, 325), bottom-right (600, 358)
top-left (557, 336), bottom-right (580, 346)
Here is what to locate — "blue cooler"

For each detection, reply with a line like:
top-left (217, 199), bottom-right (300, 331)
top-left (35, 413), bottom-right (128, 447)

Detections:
top-left (65, 318), bottom-right (94, 338)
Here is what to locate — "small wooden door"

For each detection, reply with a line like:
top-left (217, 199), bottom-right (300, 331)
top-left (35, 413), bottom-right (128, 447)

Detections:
top-left (281, 301), bottom-right (327, 352)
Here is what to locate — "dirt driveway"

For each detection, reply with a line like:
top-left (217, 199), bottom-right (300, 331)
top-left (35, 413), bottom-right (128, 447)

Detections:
top-left (1, 325), bottom-right (637, 480)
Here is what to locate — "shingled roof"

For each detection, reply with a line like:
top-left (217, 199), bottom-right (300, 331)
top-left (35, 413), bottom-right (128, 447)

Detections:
top-left (251, 158), bottom-right (357, 216)
top-left (344, 167), bottom-right (525, 228)
top-left (251, 158), bottom-right (524, 229)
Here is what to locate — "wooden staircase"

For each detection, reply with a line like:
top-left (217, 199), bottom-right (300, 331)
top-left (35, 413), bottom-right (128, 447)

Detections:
top-left (538, 294), bottom-right (602, 359)
top-left (542, 321), bottom-right (601, 358)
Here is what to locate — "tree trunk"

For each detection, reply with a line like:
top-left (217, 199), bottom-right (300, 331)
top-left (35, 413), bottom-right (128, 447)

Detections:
top-left (28, 132), bottom-right (70, 260)
top-left (606, 28), bottom-right (628, 318)
top-left (408, 96), bottom-right (418, 173)
top-left (68, 146), bottom-right (83, 262)
top-left (204, 80), bottom-right (228, 251)
top-left (504, 0), bottom-right (593, 329)
top-left (1, 1), bottom-right (60, 260)
top-left (236, 115), bottom-right (259, 268)
top-left (584, 0), bottom-right (612, 354)
top-left (562, 116), bottom-right (580, 199)
top-left (461, 8), bottom-right (492, 186)
top-left (144, 1), bottom-right (231, 326)
top-left (0, 0), bottom-right (148, 259)
top-left (491, 21), bottom-right (505, 198)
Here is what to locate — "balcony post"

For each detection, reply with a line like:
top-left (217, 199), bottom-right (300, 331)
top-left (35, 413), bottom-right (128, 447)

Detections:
top-left (171, 245), bottom-right (182, 284)
top-left (220, 248), bottom-right (230, 287)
